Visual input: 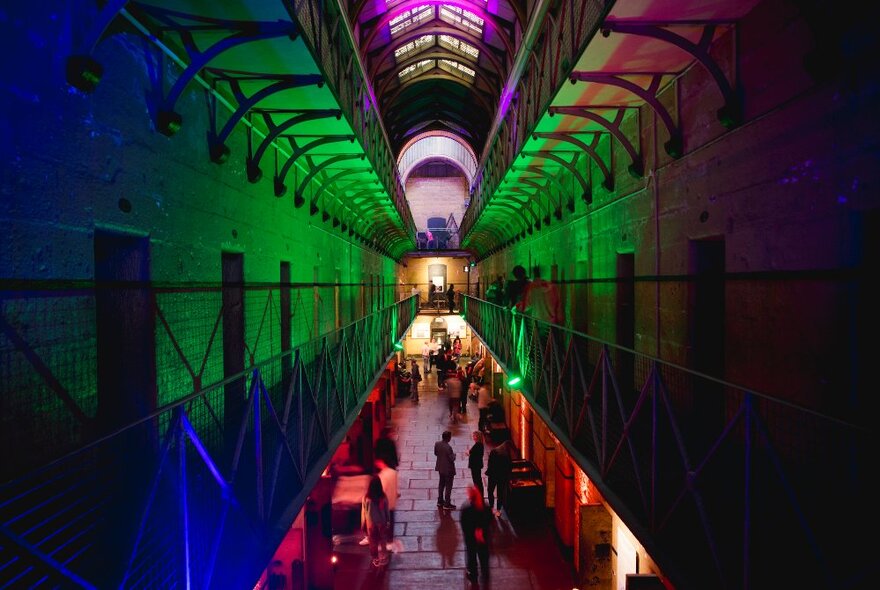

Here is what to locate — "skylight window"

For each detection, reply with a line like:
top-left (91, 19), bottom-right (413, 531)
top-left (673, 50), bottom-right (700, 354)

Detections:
top-left (394, 35), bottom-right (436, 62)
top-left (439, 35), bottom-right (479, 60)
top-left (390, 5), bottom-right (433, 36)
top-left (398, 59), bottom-right (436, 82)
top-left (439, 5), bottom-right (484, 35)
top-left (439, 59), bottom-right (475, 81)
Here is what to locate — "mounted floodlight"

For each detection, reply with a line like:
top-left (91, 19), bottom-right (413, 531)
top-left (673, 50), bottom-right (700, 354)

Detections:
top-left (507, 375), bottom-right (522, 387)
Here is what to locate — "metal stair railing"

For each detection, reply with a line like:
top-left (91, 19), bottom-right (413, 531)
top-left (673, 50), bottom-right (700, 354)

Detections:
top-left (0, 295), bottom-right (417, 589)
top-left (462, 294), bottom-right (868, 590)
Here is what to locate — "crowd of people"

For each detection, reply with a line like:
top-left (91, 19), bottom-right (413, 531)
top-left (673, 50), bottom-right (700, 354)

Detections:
top-left (334, 346), bottom-right (517, 586)
top-left (483, 264), bottom-right (563, 326)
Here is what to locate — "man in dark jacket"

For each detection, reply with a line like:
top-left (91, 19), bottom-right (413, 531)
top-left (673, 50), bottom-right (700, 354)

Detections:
top-left (506, 265), bottom-right (529, 308)
top-left (466, 431), bottom-right (485, 496)
top-left (460, 485), bottom-right (492, 585)
top-left (486, 438), bottom-right (514, 517)
top-left (434, 430), bottom-right (456, 509)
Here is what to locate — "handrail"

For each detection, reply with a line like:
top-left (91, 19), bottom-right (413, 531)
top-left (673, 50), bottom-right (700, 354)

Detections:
top-left (0, 295), bottom-right (418, 588)
top-left (461, 294), bottom-right (869, 589)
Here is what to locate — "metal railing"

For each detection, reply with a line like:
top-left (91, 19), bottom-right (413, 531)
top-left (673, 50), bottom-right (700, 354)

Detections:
top-left (462, 294), bottom-right (868, 590)
top-left (414, 226), bottom-right (461, 251)
top-left (0, 292), bottom-right (417, 588)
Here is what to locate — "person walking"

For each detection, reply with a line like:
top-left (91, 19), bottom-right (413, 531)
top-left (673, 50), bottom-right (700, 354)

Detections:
top-left (410, 359), bottom-right (422, 402)
top-left (506, 264), bottom-right (529, 309)
top-left (460, 485), bottom-right (492, 586)
top-left (518, 265), bottom-right (563, 324)
top-left (374, 426), bottom-right (399, 470)
top-left (375, 457), bottom-right (399, 550)
top-left (485, 275), bottom-right (505, 305)
top-left (457, 365), bottom-right (469, 415)
top-left (446, 283), bottom-right (456, 313)
top-left (477, 380), bottom-right (492, 433)
top-left (361, 475), bottom-right (391, 568)
top-left (486, 438), bottom-right (514, 517)
top-left (445, 367), bottom-right (463, 423)
top-left (466, 431), bottom-right (485, 497)
top-left (434, 430), bottom-right (456, 509)
top-left (421, 341), bottom-right (431, 374)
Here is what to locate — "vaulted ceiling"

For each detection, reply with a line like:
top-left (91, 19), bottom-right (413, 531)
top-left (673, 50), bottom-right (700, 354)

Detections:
top-left (71, 0), bottom-right (762, 259)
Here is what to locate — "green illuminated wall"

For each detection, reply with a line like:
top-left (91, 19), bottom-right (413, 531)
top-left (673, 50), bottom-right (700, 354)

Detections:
top-left (0, 24), bottom-right (400, 475)
top-left (475, 7), bottom-right (878, 419)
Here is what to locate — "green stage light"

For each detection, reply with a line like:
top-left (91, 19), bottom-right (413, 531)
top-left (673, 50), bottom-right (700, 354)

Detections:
top-left (507, 375), bottom-right (522, 387)
top-left (394, 342), bottom-right (404, 350)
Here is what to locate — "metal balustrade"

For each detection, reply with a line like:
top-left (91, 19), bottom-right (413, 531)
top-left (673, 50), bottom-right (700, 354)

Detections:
top-left (462, 294), bottom-right (868, 589)
top-left (0, 291), bottom-right (417, 588)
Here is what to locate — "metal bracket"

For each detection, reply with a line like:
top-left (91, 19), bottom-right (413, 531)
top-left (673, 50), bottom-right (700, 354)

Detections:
top-left (515, 176), bottom-right (562, 224)
top-left (549, 106), bottom-right (644, 178)
top-left (133, 4), bottom-right (299, 136)
top-left (206, 70), bottom-right (325, 164)
top-left (602, 20), bottom-right (742, 128)
top-left (532, 132), bottom-right (613, 192)
top-left (295, 154), bottom-right (365, 209)
top-left (272, 135), bottom-right (356, 196)
top-left (245, 109), bottom-right (342, 184)
top-left (520, 150), bottom-right (592, 204)
top-left (65, 0), bottom-right (129, 92)
top-left (570, 72), bottom-right (683, 157)
top-left (308, 163), bottom-right (370, 216)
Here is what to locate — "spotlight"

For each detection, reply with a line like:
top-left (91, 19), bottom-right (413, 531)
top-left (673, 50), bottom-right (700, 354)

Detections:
top-left (394, 341), bottom-right (404, 351)
top-left (507, 375), bottom-right (522, 387)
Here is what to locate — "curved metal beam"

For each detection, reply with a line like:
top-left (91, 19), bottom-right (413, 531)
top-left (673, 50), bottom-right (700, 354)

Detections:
top-left (309, 167), bottom-right (373, 215)
top-left (273, 135), bottom-right (355, 196)
top-left (531, 132), bottom-right (614, 191)
top-left (548, 106), bottom-right (644, 178)
top-left (569, 72), bottom-right (683, 157)
top-left (520, 150), bottom-right (592, 204)
top-left (294, 154), bottom-right (365, 208)
top-left (603, 20), bottom-right (742, 127)
top-left (132, 4), bottom-right (299, 136)
top-left (385, 73), bottom-right (495, 116)
top-left (247, 110), bottom-right (342, 182)
top-left (207, 71), bottom-right (324, 162)
top-left (510, 165), bottom-right (573, 201)
top-left (516, 177), bottom-right (561, 223)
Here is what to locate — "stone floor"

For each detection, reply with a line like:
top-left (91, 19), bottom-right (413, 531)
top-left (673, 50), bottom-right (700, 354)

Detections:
top-left (331, 361), bottom-right (578, 590)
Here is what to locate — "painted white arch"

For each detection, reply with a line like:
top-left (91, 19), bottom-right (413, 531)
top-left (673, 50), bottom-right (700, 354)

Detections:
top-left (397, 131), bottom-right (477, 185)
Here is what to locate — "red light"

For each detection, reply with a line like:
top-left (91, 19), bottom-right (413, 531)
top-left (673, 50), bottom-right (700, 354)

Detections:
top-left (330, 555), bottom-right (338, 564)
